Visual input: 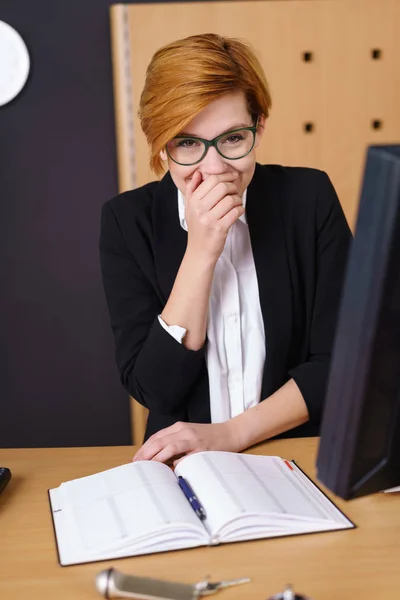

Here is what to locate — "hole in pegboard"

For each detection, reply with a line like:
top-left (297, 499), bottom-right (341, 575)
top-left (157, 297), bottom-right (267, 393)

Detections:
top-left (371, 119), bottom-right (383, 130)
top-left (302, 51), bottom-right (313, 62)
top-left (304, 122), bottom-right (314, 133)
top-left (371, 48), bottom-right (382, 60)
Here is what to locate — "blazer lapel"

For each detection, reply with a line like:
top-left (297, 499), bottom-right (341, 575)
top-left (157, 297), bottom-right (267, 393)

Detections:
top-left (246, 164), bottom-right (293, 398)
top-left (152, 172), bottom-right (188, 303)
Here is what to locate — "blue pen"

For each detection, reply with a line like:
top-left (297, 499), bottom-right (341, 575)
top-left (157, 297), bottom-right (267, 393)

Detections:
top-left (178, 476), bottom-right (207, 521)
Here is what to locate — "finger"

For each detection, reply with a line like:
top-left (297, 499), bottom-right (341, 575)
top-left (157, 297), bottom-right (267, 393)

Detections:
top-left (133, 438), bottom-right (154, 461)
top-left (132, 448), bottom-right (146, 461)
top-left (151, 439), bottom-right (194, 463)
top-left (208, 194), bottom-right (243, 220)
top-left (133, 422), bottom-right (184, 461)
top-left (134, 432), bottom-right (182, 462)
top-left (197, 182), bottom-right (240, 212)
top-left (133, 435), bottom-right (162, 461)
top-left (189, 172), bottom-right (238, 200)
top-left (172, 453), bottom-right (193, 468)
top-left (135, 425), bottom-right (198, 462)
top-left (185, 170), bottom-right (202, 198)
top-left (218, 205), bottom-right (245, 230)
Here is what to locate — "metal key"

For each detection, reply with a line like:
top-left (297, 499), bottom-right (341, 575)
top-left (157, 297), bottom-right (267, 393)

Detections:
top-left (195, 577), bottom-right (252, 595)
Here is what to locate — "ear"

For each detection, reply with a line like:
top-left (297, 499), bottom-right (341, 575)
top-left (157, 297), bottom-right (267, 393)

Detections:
top-left (160, 148), bottom-right (167, 161)
top-left (254, 115), bottom-right (266, 148)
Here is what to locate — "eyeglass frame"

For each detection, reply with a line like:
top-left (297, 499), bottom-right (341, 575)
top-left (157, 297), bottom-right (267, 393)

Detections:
top-left (165, 125), bottom-right (259, 166)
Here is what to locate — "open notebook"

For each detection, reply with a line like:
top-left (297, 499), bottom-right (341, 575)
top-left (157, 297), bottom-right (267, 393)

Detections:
top-left (49, 451), bottom-right (354, 566)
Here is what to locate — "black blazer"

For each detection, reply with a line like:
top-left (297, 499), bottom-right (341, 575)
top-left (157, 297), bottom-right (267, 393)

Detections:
top-left (100, 164), bottom-right (352, 441)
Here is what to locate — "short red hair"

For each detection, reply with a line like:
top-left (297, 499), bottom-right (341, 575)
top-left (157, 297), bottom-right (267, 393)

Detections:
top-left (139, 33), bottom-right (272, 175)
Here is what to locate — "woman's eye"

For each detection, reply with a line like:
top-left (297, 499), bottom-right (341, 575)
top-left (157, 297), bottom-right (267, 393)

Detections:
top-left (223, 134), bottom-right (243, 144)
top-left (177, 139), bottom-right (199, 148)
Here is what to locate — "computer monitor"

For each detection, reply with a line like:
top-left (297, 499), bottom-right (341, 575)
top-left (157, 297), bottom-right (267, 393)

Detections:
top-left (317, 144), bottom-right (400, 500)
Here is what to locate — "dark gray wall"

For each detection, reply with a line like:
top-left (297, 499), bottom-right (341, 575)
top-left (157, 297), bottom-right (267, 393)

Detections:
top-left (0, 1), bottom-right (134, 447)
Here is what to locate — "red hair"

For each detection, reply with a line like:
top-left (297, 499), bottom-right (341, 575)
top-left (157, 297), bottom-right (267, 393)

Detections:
top-left (139, 33), bottom-right (272, 175)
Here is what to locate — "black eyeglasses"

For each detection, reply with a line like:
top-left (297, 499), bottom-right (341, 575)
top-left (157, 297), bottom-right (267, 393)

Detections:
top-left (166, 126), bottom-right (258, 166)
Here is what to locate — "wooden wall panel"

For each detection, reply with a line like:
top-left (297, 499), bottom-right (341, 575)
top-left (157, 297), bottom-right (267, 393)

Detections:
top-left (110, 0), bottom-right (400, 442)
top-left (111, 0), bottom-right (400, 227)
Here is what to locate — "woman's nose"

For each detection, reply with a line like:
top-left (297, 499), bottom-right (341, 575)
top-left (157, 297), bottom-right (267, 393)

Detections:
top-left (198, 146), bottom-right (228, 176)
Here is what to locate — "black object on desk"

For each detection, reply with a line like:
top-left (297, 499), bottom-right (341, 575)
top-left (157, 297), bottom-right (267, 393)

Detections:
top-left (268, 584), bottom-right (312, 600)
top-left (0, 468), bottom-right (11, 494)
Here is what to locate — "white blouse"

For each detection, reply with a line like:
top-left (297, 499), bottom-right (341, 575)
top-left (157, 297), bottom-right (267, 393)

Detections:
top-left (158, 189), bottom-right (266, 422)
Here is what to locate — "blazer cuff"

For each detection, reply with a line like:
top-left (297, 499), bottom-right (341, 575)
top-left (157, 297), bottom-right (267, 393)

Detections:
top-left (157, 315), bottom-right (187, 344)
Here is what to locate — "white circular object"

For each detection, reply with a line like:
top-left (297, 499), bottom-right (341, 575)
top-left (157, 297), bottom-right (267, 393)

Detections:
top-left (0, 20), bottom-right (30, 106)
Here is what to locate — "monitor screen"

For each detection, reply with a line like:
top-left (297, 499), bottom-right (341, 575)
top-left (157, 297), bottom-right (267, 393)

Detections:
top-left (317, 144), bottom-right (400, 500)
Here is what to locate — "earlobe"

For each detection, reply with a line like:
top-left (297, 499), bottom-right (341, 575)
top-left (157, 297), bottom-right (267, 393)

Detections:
top-left (160, 148), bottom-right (167, 161)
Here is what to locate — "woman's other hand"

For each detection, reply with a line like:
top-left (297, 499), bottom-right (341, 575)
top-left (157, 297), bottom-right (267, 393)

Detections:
top-left (132, 420), bottom-right (242, 466)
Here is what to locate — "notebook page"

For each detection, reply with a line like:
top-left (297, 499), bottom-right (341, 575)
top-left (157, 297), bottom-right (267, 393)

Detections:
top-left (51, 461), bottom-right (207, 562)
top-left (50, 489), bottom-right (209, 566)
top-left (175, 452), bottom-right (352, 540)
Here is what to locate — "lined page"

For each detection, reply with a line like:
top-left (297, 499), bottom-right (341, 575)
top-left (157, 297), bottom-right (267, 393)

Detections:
top-left (55, 461), bottom-right (207, 556)
top-left (175, 452), bottom-right (352, 539)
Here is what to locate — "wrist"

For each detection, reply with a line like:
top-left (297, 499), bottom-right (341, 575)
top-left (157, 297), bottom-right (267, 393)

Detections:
top-left (184, 245), bottom-right (218, 270)
top-left (228, 410), bottom-right (258, 452)
top-left (223, 416), bottom-right (250, 453)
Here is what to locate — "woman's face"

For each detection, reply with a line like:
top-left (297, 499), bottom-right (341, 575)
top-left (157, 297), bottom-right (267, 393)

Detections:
top-left (161, 90), bottom-right (265, 197)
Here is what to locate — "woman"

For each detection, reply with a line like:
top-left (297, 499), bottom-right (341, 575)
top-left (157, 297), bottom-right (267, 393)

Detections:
top-left (100, 33), bottom-right (351, 463)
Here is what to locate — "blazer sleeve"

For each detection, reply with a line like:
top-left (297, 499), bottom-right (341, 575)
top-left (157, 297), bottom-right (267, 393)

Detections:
top-left (99, 201), bottom-right (206, 414)
top-left (288, 171), bottom-right (352, 424)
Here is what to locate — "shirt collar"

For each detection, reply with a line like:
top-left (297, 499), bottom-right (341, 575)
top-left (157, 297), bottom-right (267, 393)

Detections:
top-left (177, 188), bottom-right (248, 231)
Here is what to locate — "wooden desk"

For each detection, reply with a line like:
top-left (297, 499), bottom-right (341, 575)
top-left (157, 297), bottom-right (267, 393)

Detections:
top-left (1, 438), bottom-right (399, 600)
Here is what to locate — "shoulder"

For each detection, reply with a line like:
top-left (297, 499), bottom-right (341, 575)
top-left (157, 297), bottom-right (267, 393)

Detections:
top-left (100, 172), bottom-right (180, 258)
top-left (255, 163), bottom-right (340, 218)
top-left (101, 171), bottom-right (178, 238)
top-left (256, 163), bottom-right (333, 194)
top-left (102, 180), bottom-right (161, 223)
